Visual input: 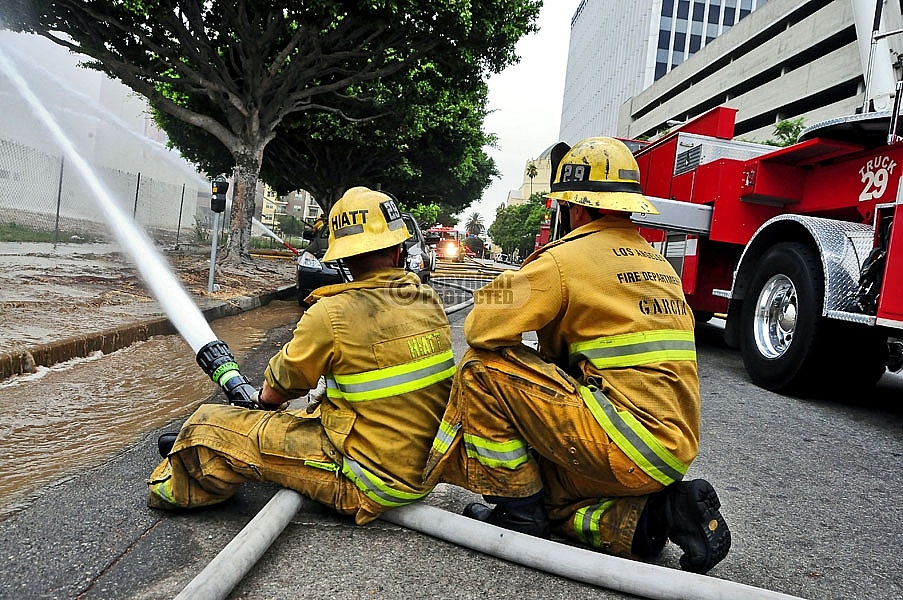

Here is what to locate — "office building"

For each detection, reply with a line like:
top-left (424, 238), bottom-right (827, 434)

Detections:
top-left (619, 0), bottom-right (903, 141)
top-left (560, 0), bottom-right (767, 143)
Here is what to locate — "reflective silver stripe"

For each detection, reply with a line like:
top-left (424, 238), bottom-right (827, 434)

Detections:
top-left (580, 386), bottom-right (687, 486)
top-left (333, 354), bottom-right (455, 397)
top-left (462, 433), bottom-right (530, 469)
top-left (569, 330), bottom-right (696, 368)
top-left (431, 420), bottom-right (459, 454)
top-left (570, 339), bottom-right (696, 366)
top-left (342, 457), bottom-right (429, 507)
top-left (574, 499), bottom-right (616, 547)
top-left (333, 224), bottom-right (364, 238)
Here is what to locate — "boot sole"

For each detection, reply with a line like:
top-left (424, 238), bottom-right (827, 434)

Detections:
top-left (678, 481), bottom-right (731, 573)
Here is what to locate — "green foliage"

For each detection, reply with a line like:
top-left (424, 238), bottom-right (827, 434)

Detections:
top-left (0, 222), bottom-right (101, 243)
top-left (487, 192), bottom-right (547, 257)
top-left (462, 235), bottom-right (484, 255)
top-left (192, 216), bottom-right (209, 243)
top-left (275, 214), bottom-right (305, 237)
top-left (761, 117), bottom-right (806, 147)
top-left (403, 203), bottom-right (441, 229)
top-left (255, 65), bottom-right (500, 216)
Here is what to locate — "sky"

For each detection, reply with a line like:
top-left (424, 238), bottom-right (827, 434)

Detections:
top-left (467, 0), bottom-right (582, 227)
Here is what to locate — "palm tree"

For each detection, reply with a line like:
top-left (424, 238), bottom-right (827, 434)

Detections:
top-left (465, 212), bottom-right (485, 236)
top-left (526, 161), bottom-right (538, 196)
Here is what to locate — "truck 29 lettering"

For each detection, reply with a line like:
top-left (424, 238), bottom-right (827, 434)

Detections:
top-left (858, 155), bottom-right (897, 202)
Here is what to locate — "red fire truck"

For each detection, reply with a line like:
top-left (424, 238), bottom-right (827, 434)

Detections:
top-left (618, 105), bottom-right (902, 396)
top-left (427, 226), bottom-right (464, 262)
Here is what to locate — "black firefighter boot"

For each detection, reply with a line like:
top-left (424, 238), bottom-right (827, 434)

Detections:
top-left (463, 492), bottom-right (551, 538)
top-left (157, 432), bottom-right (179, 458)
top-left (644, 479), bottom-right (731, 574)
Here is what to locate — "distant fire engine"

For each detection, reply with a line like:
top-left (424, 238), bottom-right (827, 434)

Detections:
top-left (426, 226), bottom-right (464, 262)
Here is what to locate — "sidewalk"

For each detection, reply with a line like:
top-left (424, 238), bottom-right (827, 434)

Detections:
top-left (0, 243), bottom-right (299, 380)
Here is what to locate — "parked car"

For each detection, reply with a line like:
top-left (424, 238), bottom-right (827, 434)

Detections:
top-left (496, 253), bottom-right (510, 264)
top-left (296, 212), bottom-right (436, 303)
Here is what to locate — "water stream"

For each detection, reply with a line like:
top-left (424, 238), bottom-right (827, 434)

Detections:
top-left (0, 47), bottom-right (217, 353)
top-left (0, 43), bottom-right (277, 517)
top-left (253, 217), bottom-right (299, 255)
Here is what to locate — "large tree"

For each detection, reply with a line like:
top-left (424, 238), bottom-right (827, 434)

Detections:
top-left (158, 61), bottom-right (499, 219)
top-left (488, 192), bottom-right (547, 257)
top-left (6, 0), bottom-right (540, 264)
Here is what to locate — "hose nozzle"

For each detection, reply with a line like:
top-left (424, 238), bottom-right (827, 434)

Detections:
top-left (196, 340), bottom-right (259, 408)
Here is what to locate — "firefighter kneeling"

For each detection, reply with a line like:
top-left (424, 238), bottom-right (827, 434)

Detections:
top-left (424, 138), bottom-right (731, 574)
top-left (148, 187), bottom-right (453, 524)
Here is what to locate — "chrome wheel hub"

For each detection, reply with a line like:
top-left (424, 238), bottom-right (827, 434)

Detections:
top-left (753, 274), bottom-right (798, 359)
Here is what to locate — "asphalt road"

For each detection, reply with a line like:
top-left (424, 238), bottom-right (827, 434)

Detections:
top-left (0, 306), bottom-right (900, 600)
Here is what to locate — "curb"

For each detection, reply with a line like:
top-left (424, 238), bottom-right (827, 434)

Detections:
top-left (0, 285), bottom-right (298, 382)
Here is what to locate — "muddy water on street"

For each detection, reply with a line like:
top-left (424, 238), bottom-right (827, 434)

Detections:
top-left (0, 242), bottom-right (201, 352)
top-left (0, 300), bottom-right (302, 519)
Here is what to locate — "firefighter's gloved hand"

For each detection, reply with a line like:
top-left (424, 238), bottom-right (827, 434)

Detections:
top-left (304, 376), bottom-right (327, 414)
top-left (253, 387), bottom-right (290, 411)
top-left (309, 376), bottom-right (328, 402)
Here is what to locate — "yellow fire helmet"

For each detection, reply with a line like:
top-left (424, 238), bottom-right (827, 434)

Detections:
top-left (547, 137), bottom-right (659, 215)
top-left (322, 186), bottom-right (411, 261)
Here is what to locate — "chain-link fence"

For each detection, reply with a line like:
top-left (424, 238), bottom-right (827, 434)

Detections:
top-left (0, 137), bottom-right (204, 246)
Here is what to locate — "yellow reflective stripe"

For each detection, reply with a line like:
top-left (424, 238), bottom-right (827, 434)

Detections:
top-left (342, 457), bottom-right (431, 507)
top-left (149, 478), bottom-right (176, 506)
top-left (573, 499), bottom-right (617, 547)
top-left (303, 460), bottom-right (339, 472)
top-left (579, 386), bottom-right (687, 486)
top-left (326, 350), bottom-right (455, 402)
top-left (569, 329), bottom-right (696, 368)
top-left (431, 419), bottom-right (459, 455)
top-left (463, 433), bottom-right (530, 469)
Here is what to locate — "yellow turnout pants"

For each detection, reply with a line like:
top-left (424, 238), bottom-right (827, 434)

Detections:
top-left (425, 345), bottom-right (664, 557)
top-left (147, 404), bottom-right (385, 524)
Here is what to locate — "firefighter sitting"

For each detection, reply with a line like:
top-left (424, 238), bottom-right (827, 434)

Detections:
top-left (424, 137), bottom-right (731, 574)
top-left (148, 187), bottom-right (454, 524)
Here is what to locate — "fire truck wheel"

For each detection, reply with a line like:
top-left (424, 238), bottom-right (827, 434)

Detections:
top-left (740, 242), bottom-right (823, 394)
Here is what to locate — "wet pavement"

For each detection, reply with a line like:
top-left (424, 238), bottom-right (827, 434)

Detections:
top-left (3, 295), bottom-right (900, 600)
top-left (0, 300), bottom-right (605, 600)
top-left (0, 242), bottom-right (148, 351)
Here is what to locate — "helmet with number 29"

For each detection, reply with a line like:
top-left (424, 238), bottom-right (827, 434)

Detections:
top-left (323, 187), bottom-right (412, 262)
top-left (546, 137), bottom-right (659, 215)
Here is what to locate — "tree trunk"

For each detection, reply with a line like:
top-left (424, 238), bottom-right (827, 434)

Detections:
top-left (224, 150), bottom-right (264, 265)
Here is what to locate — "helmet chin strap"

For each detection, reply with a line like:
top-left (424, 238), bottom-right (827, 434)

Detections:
top-left (557, 202), bottom-right (572, 236)
top-left (336, 258), bottom-right (351, 283)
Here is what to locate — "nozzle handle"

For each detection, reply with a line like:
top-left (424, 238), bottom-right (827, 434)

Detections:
top-left (196, 340), bottom-right (260, 409)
